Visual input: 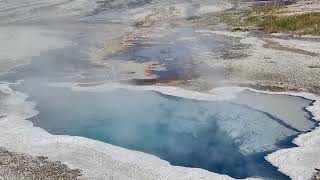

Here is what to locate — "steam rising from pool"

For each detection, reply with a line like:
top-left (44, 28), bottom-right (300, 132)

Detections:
top-left (1, 0), bottom-right (316, 179)
top-left (13, 81), bottom-right (315, 180)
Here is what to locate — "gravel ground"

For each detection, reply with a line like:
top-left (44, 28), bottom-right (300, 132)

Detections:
top-left (0, 148), bottom-right (82, 180)
top-left (226, 0), bottom-right (320, 94)
top-left (226, 33), bottom-right (320, 94)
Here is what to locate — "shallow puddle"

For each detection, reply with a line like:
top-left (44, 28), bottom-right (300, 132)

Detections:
top-left (111, 27), bottom-right (247, 81)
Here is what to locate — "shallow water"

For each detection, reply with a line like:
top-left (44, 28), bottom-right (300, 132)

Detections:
top-left (111, 27), bottom-right (247, 81)
top-left (13, 81), bottom-right (314, 180)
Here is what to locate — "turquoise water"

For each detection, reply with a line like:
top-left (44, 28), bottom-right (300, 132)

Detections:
top-left (14, 81), bottom-right (315, 180)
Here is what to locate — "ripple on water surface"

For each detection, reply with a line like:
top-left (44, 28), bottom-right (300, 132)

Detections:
top-left (15, 82), bottom-right (315, 180)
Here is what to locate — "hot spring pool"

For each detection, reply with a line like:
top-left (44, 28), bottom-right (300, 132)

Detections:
top-left (15, 82), bottom-right (315, 180)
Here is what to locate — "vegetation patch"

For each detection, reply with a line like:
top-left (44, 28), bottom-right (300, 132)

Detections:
top-left (197, 5), bottom-right (320, 35)
top-left (245, 8), bottom-right (320, 35)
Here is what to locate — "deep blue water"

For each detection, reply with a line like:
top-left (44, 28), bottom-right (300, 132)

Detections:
top-left (13, 81), bottom-right (315, 180)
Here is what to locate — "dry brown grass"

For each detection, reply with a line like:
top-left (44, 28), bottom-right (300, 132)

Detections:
top-left (206, 5), bottom-right (320, 35)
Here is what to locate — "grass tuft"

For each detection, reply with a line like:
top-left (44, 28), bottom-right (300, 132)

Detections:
top-left (206, 5), bottom-right (320, 35)
top-left (248, 11), bottom-right (320, 35)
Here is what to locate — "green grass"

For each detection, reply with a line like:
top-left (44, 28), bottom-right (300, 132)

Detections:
top-left (246, 10), bottom-right (320, 35)
top-left (211, 5), bottom-right (320, 35)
